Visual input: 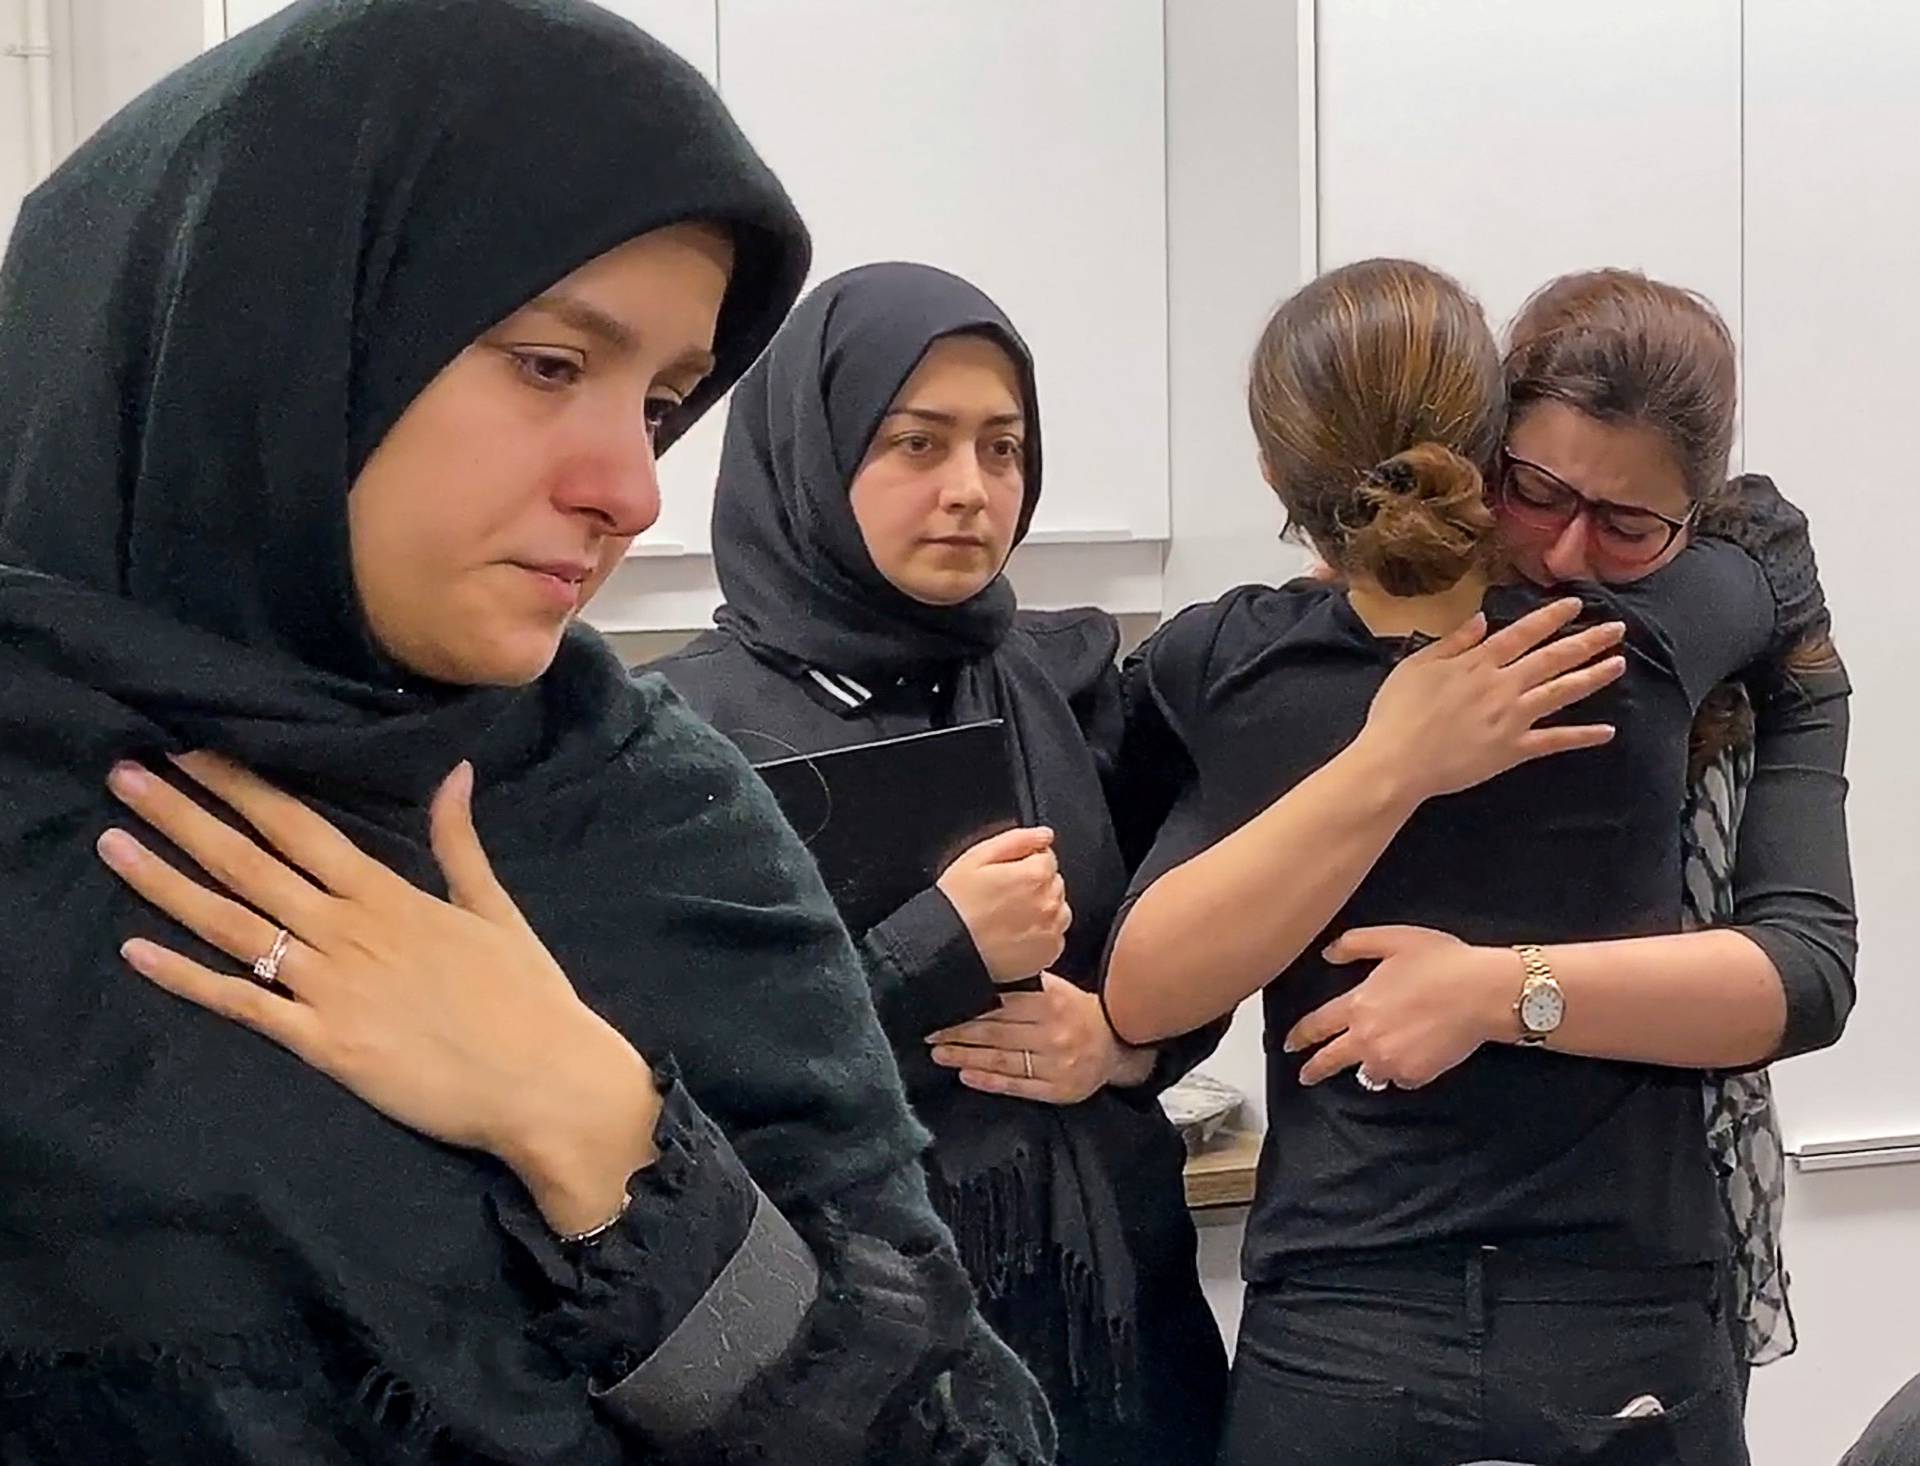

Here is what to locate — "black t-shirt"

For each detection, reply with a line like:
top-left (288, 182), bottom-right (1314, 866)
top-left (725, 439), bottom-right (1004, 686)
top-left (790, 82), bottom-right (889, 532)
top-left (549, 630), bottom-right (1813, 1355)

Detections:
top-left (1125, 541), bottom-right (1776, 1274)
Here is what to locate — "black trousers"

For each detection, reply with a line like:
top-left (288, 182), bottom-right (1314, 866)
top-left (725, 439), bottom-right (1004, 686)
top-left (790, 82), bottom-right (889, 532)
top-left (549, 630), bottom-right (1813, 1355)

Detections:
top-left (1219, 1248), bottom-right (1748, 1466)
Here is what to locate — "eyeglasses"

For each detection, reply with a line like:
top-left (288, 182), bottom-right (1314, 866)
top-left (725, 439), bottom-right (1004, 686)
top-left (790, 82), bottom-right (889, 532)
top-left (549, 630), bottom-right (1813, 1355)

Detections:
top-left (1496, 447), bottom-right (1696, 567)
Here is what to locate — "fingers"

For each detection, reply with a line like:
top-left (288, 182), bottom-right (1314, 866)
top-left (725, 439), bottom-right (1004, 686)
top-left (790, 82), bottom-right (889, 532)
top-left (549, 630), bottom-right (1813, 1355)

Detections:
top-left (1006, 850), bottom-right (1062, 883)
top-left (1296, 1029), bottom-right (1366, 1086)
top-left (1505, 622), bottom-right (1625, 692)
top-left (96, 825), bottom-right (324, 991)
top-left (960, 826), bottom-right (1055, 867)
top-left (121, 936), bottom-right (323, 1058)
top-left (1517, 654), bottom-right (1626, 723)
top-left (1003, 857), bottom-right (1071, 932)
top-left (1476, 597), bottom-right (1584, 667)
top-left (956, 1069), bottom-right (1058, 1102)
top-left (939, 1045), bottom-right (1073, 1103)
top-left (965, 989), bottom-right (1052, 1026)
top-left (165, 752), bottom-right (386, 901)
top-left (108, 761), bottom-right (332, 931)
top-left (429, 763), bottom-right (520, 926)
top-left (1283, 991), bottom-right (1353, 1056)
top-left (1417, 610), bottom-right (1488, 661)
top-left (1515, 723), bottom-right (1617, 761)
top-left (1320, 925), bottom-right (1440, 966)
top-left (929, 1042), bottom-right (1041, 1080)
top-left (924, 1018), bottom-right (1034, 1051)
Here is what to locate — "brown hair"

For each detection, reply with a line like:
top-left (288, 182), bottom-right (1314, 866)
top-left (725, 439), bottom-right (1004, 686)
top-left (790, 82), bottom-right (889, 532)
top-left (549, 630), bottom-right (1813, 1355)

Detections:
top-left (1504, 268), bottom-right (1737, 503)
top-left (1249, 258), bottom-right (1504, 597)
top-left (1504, 268), bottom-right (1837, 769)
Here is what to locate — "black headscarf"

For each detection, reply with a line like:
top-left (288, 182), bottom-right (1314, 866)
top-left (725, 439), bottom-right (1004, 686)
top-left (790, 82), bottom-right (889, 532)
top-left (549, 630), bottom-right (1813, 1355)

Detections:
top-left (710, 262), bottom-right (1124, 972)
top-left (0, 2), bottom-right (927, 1455)
top-left (713, 261), bottom-right (1041, 673)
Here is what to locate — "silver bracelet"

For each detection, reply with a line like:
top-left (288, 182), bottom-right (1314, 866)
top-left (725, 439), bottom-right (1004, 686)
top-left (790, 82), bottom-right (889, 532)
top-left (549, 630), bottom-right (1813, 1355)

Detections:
top-left (556, 1190), bottom-right (632, 1247)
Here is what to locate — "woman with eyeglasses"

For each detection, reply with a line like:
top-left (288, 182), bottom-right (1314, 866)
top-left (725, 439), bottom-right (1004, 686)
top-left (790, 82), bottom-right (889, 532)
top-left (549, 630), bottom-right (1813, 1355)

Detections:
top-left (1099, 259), bottom-right (1832, 1465)
top-left (1323, 269), bottom-right (1854, 1398)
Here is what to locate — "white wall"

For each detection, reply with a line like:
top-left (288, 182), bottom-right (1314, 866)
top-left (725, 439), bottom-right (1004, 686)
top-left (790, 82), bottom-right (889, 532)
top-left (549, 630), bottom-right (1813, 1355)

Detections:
top-left (1737, 3), bottom-right (1920, 1459)
top-left (1742, 0), bottom-right (1920, 1158)
top-left (1317, 0), bottom-right (1742, 360)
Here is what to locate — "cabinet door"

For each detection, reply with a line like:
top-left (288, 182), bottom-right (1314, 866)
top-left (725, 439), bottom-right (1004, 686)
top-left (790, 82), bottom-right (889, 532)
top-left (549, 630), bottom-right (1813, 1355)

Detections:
top-left (672, 0), bottom-right (1170, 554)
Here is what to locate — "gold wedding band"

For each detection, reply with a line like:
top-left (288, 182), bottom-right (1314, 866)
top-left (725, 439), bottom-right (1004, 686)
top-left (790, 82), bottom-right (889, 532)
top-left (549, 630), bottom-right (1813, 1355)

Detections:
top-left (1022, 1050), bottom-right (1034, 1080)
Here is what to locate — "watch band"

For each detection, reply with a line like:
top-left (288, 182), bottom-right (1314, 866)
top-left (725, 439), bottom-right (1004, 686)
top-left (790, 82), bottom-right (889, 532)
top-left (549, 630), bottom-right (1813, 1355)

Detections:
top-left (1512, 943), bottom-right (1559, 1046)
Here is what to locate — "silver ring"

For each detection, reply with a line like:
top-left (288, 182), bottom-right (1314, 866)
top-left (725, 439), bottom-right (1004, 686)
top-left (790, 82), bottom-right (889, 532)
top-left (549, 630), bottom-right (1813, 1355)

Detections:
top-left (1022, 1050), bottom-right (1035, 1081)
top-left (1355, 1064), bottom-right (1390, 1093)
top-left (251, 927), bottom-right (292, 987)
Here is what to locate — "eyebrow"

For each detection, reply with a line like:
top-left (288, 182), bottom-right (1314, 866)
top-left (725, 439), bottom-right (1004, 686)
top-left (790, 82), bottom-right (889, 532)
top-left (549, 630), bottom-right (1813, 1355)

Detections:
top-left (880, 407), bottom-right (1026, 429)
top-left (521, 293), bottom-right (718, 376)
top-left (1506, 452), bottom-right (1685, 521)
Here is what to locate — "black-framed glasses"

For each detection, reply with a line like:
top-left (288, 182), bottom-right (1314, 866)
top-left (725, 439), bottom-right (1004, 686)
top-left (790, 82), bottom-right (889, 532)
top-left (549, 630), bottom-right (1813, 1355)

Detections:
top-left (1496, 447), bottom-right (1696, 567)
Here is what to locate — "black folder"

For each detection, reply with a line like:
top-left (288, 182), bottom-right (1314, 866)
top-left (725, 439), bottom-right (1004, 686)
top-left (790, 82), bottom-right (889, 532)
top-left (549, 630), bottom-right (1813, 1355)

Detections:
top-left (752, 720), bottom-right (1022, 941)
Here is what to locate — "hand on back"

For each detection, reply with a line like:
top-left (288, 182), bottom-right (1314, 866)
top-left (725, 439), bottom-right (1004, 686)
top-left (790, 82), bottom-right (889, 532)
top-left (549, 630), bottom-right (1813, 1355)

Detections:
top-left (1361, 597), bottom-right (1627, 802)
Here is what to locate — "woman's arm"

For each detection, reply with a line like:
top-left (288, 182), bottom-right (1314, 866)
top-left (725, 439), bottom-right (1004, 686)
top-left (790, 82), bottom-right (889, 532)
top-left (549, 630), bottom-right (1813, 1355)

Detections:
top-left (1725, 662), bottom-right (1856, 1057)
top-left (98, 750), bottom-right (1056, 1465)
top-left (859, 886), bottom-right (1003, 1049)
top-left (1090, 640), bottom-right (1230, 1092)
top-left (1286, 664), bottom-right (1855, 1082)
top-left (1287, 925), bottom-right (1787, 1084)
top-left (1105, 599), bottom-right (1626, 1044)
top-left (499, 1083), bottom-right (1054, 1462)
top-left (1025, 606), bottom-right (1182, 872)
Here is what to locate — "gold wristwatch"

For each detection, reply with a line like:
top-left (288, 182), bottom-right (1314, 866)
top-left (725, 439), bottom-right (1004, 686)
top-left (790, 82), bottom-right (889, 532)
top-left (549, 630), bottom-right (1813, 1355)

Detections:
top-left (1512, 943), bottom-right (1565, 1046)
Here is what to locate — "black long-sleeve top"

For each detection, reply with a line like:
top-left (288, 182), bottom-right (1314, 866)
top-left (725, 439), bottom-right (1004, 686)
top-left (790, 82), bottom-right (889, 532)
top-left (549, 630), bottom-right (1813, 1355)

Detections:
top-left (1119, 541), bottom-right (1809, 1277)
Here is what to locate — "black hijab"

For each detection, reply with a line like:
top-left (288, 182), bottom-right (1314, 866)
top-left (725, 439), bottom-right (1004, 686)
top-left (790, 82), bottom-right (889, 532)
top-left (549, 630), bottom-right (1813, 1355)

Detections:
top-left (710, 262), bottom-right (1125, 981)
top-left (0, 2), bottom-right (926, 1455)
top-left (713, 261), bottom-right (1041, 673)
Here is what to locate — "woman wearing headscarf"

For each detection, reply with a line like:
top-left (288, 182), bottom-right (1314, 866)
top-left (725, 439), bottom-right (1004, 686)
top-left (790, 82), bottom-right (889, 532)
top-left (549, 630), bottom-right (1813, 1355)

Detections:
top-left (0, 3), bottom-right (1050, 1462)
top-left (647, 261), bottom-right (1229, 1464)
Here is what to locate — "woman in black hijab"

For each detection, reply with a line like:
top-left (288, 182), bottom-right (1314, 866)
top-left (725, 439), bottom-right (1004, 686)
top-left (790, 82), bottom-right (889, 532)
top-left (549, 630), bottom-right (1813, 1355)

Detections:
top-left (0, 4), bottom-right (1050, 1462)
top-left (649, 262), bottom-right (1229, 1466)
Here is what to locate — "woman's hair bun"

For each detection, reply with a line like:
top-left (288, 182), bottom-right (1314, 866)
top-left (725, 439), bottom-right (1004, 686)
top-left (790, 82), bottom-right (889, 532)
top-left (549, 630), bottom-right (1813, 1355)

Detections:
top-left (1343, 442), bottom-right (1495, 597)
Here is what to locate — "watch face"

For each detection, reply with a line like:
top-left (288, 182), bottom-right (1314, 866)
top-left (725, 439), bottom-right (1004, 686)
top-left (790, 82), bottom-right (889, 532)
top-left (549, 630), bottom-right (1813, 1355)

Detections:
top-left (1520, 981), bottom-right (1566, 1033)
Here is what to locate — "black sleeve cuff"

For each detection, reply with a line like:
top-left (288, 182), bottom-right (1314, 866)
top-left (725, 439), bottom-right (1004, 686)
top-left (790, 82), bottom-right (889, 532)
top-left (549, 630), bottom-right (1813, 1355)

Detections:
top-left (656, 1211), bottom-right (1002, 1465)
top-left (1139, 1017), bottom-right (1232, 1098)
top-left (489, 1063), bottom-right (816, 1412)
top-left (1738, 921), bottom-right (1853, 1061)
top-left (861, 886), bottom-right (1000, 1044)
